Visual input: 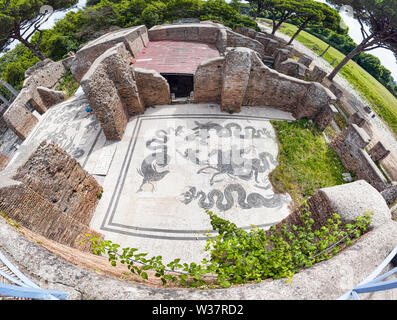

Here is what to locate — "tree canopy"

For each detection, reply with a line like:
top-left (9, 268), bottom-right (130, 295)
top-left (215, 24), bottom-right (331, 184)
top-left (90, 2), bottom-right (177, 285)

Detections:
top-left (326, 0), bottom-right (397, 80)
top-left (0, 0), bottom-right (78, 60)
top-left (286, 0), bottom-right (341, 45)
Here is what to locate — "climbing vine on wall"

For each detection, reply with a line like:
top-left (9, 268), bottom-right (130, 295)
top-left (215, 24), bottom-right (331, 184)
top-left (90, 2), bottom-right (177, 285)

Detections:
top-left (84, 206), bottom-right (372, 288)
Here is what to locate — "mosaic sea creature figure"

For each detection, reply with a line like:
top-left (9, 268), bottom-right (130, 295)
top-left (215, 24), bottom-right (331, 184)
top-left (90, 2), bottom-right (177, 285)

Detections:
top-left (137, 129), bottom-right (171, 192)
top-left (181, 184), bottom-right (285, 211)
top-left (197, 149), bottom-right (277, 185)
top-left (185, 121), bottom-right (272, 142)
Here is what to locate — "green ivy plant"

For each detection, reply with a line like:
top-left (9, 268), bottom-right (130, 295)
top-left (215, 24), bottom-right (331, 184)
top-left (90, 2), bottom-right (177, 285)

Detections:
top-left (84, 206), bottom-right (372, 288)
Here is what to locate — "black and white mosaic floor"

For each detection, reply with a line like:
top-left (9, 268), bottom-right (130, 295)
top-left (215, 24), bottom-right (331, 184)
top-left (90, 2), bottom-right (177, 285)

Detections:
top-left (91, 104), bottom-right (294, 263)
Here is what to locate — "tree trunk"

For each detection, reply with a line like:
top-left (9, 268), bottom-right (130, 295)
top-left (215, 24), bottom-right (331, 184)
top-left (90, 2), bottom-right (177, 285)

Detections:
top-left (327, 42), bottom-right (367, 81)
top-left (272, 20), bottom-right (284, 35)
top-left (15, 36), bottom-right (46, 61)
top-left (287, 20), bottom-right (309, 45)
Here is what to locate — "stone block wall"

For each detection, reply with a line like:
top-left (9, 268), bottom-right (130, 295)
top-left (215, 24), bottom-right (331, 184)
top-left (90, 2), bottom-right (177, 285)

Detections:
top-left (194, 56), bottom-right (225, 104)
top-left (2, 100), bottom-right (39, 140)
top-left (194, 47), bottom-right (336, 130)
top-left (309, 65), bottom-right (327, 83)
top-left (81, 43), bottom-right (144, 140)
top-left (234, 26), bottom-right (286, 57)
top-left (148, 22), bottom-right (227, 53)
top-left (276, 59), bottom-right (308, 80)
top-left (2, 59), bottom-right (66, 140)
top-left (13, 142), bottom-right (102, 225)
top-left (0, 142), bottom-right (103, 251)
top-left (0, 153), bottom-right (9, 171)
top-left (348, 111), bottom-right (366, 127)
top-left (225, 29), bottom-right (264, 58)
top-left (368, 141), bottom-right (390, 162)
top-left (381, 183), bottom-right (397, 206)
top-left (133, 67), bottom-right (171, 107)
top-left (331, 124), bottom-right (389, 192)
top-left (71, 25), bottom-right (149, 82)
top-left (221, 48), bottom-right (252, 112)
top-left (270, 180), bottom-right (391, 234)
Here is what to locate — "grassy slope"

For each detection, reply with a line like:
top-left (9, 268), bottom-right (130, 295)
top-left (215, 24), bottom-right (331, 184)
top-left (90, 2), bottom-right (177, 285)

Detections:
top-left (270, 119), bottom-right (346, 206)
top-left (260, 19), bottom-right (397, 137)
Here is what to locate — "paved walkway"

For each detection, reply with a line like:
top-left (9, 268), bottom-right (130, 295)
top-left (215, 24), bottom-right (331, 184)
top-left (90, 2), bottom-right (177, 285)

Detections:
top-left (90, 104), bottom-right (294, 263)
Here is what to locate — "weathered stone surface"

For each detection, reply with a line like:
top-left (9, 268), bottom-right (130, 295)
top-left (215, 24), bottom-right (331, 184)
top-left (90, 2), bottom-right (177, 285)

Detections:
top-left (298, 54), bottom-right (313, 67)
top-left (194, 56), bottom-right (225, 104)
top-left (71, 25), bottom-right (148, 82)
top-left (321, 180), bottom-right (391, 228)
top-left (221, 48), bottom-right (252, 113)
top-left (225, 29), bottom-right (264, 57)
top-left (24, 59), bottom-right (65, 89)
top-left (276, 59), bottom-right (308, 80)
top-left (300, 82), bottom-right (337, 124)
top-left (2, 95), bottom-right (39, 140)
top-left (61, 56), bottom-right (74, 71)
top-left (37, 87), bottom-right (65, 108)
top-left (0, 141), bottom-right (103, 251)
top-left (273, 48), bottom-right (290, 70)
top-left (0, 153), bottom-right (9, 171)
top-left (348, 111), bottom-right (366, 127)
top-left (264, 39), bottom-right (279, 56)
top-left (381, 182), bottom-right (397, 206)
top-left (331, 124), bottom-right (389, 192)
top-left (81, 43), bottom-right (143, 140)
top-left (243, 55), bottom-right (309, 113)
top-left (149, 22), bottom-right (221, 43)
top-left (329, 83), bottom-right (343, 100)
top-left (369, 141), bottom-right (390, 162)
top-left (309, 65), bottom-right (327, 82)
top-left (13, 141), bottom-right (102, 224)
top-left (133, 67), bottom-right (171, 107)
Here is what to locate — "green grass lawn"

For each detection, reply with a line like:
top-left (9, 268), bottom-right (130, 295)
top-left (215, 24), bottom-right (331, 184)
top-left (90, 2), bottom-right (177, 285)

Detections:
top-left (270, 119), bottom-right (346, 206)
top-left (258, 19), bottom-right (397, 137)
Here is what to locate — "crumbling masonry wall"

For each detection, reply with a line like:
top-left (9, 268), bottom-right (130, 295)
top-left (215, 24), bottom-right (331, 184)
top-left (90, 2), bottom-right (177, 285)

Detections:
top-left (2, 59), bottom-right (66, 140)
top-left (71, 25), bottom-right (149, 83)
top-left (0, 142), bottom-right (103, 251)
top-left (331, 124), bottom-right (389, 192)
top-left (81, 43), bottom-right (144, 140)
top-left (270, 180), bottom-right (391, 235)
top-left (194, 47), bottom-right (337, 130)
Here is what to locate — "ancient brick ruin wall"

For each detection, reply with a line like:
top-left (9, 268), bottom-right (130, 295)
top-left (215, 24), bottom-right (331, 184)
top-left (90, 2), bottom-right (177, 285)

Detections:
top-left (71, 25), bottom-right (149, 83)
top-left (194, 47), bottom-right (337, 130)
top-left (331, 124), bottom-right (389, 192)
top-left (0, 153), bottom-right (9, 171)
top-left (2, 59), bottom-right (66, 140)
top-left (368, 141), bottom-right (391, 162)
top-left (270, 180), bottom-right (391, 236)
top-left (81, 43), bottom-right (144, 140)
top-left (381, 184), bottom-right (397, 206)
top-left (0, 142), bottom-right (103, 251)
top-left (148, 22), bottom-right (227, 54)
top-left (234, 25), bottom-right (287, 57)
top-left (0, 184), bottom-right (103, 251)
top-left (225, 29), bottom-right (264, 58)
top-left (13, 142), bottom-right (102, 225)
top-left (221, 48), bottom-right (252, 112)
top-left (133, 67), bottom-right (171, 107)
top-left (193, 57), bottom-right (224, 104)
